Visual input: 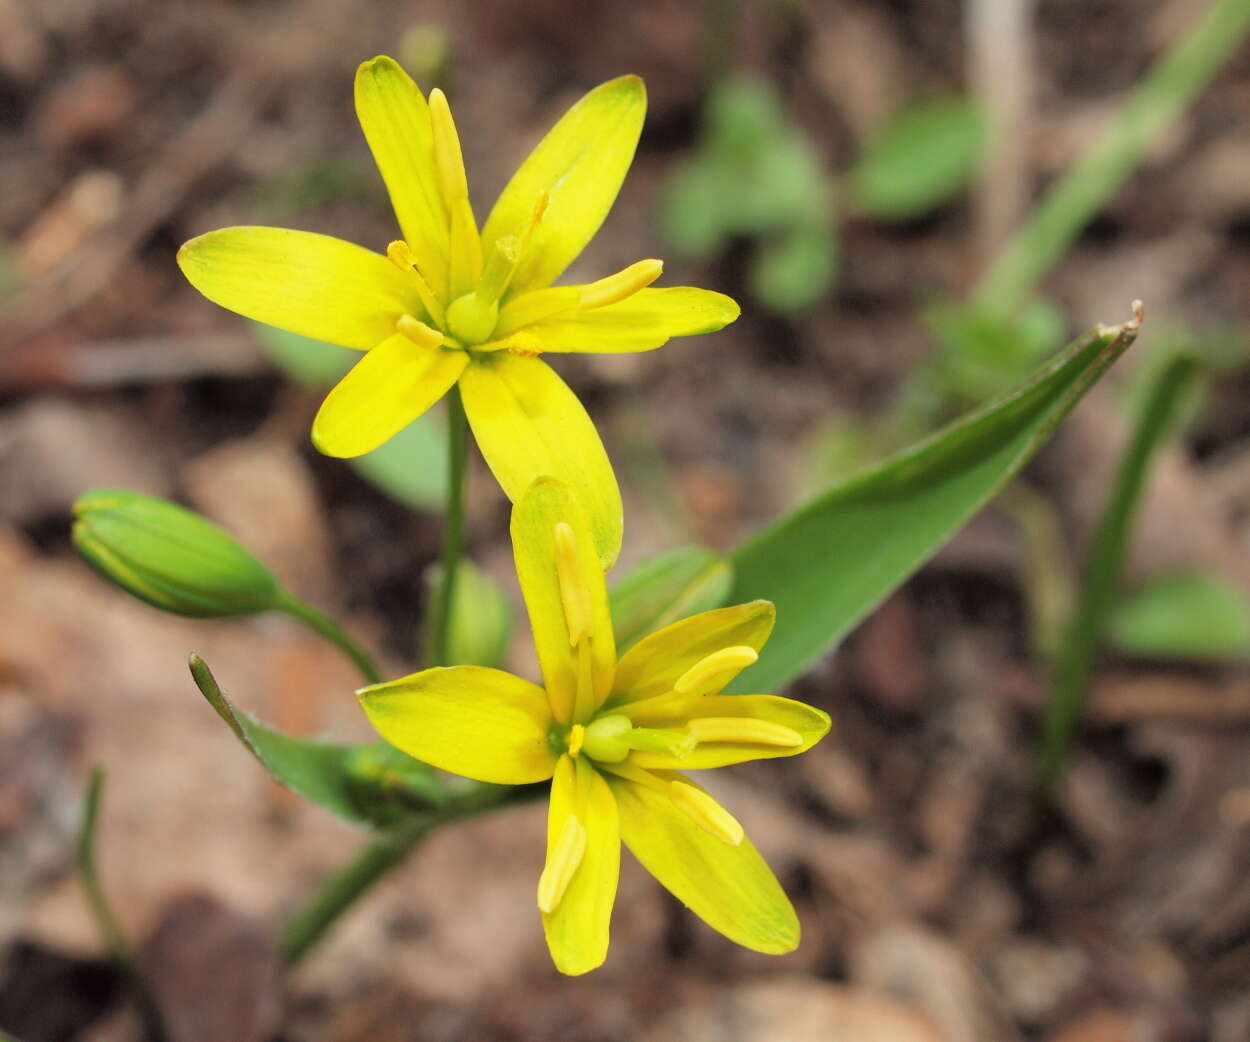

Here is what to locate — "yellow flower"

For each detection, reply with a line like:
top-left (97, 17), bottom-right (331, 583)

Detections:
top-left (177, 57), bottom-right (739, 567)
top-left (358, 478), bottom-right (831, 975)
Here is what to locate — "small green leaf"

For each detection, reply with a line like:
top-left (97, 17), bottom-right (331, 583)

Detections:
top-left (728, 312), bottom-right (1141, 694)
top-left (437, 559), bottom-right (513, 668)
top-left (750, 222), bottom-right (838, 314)
top-left (189, 654), bottom-right (443, 826)
top-left (849, 97), bottom-right (985, 219)
top-left (349, 409), bottom-right (448, 510)
top-left (610, 546), bottom-right (733, 652)
top-left (252, 321), bottom-right (356, 388)
top-left (1110, 571), bottom-right (1250, 661)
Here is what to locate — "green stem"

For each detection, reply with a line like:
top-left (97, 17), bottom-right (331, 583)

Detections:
top-left (1037, 354), bottom-right (1200, 800)
top-left (280, 815), bottom-right (433, 966)
top-left (279, 782), bottom-right (539, 966)
top-left (279, 387), bottom-right (473, 969)
top-left (973, 0), bottom-right (1250, 314)
top-left (78, 767), bottom-right (167, 1042)
top-left (426, 385), bottom-right (469, 668)
top-left (274, 589), bottom-right (382, 685)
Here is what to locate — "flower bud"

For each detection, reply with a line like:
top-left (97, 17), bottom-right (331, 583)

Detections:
top-left (72, 489), bottom-right (279, 618)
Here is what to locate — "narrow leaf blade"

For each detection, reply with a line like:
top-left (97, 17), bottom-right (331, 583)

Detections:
top-left (189, 654), bottom-right (443, 826)
top-left (729, 311), bottom-right (1141, 693)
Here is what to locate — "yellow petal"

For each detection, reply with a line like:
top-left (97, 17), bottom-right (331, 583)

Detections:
top-left (607, 601), bottom-right (776, 707)
top-left (541, 757), bottom-right (620, 975)
top-left (509, 477), bottom-right (615, 723)
top-left (627, 695), bottom-right (831, 770)
top-left (178, 227), bottom-right (418, 350)
top-left (460, 354), bottom-right (622, 568)
top-left (521, 287), bottom-right (740, 353)
top-left (609, 773), bottom-right (799, 954)
top-left (354, 56), bottom-right (449, 299)
top-left (481, 75), bottom-right (646, 295)
top-left (312, 332), bottom-right (467, 458)
top-left (357, 665), bottom-right (557, 785)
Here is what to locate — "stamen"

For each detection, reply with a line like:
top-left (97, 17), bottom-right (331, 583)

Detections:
top-left (687, 717), bottom-right (803, 747)
top-left (536, 813), bottom-right (587, 913)
top-left (668, 780), bottom-right (744, 846)
top-left (573, 637), bottom-right (595, 726)
top-left (567, 723), bottom-right (586, 758)
top-left (428, 88), bottom-right (469, 206)
top-left (673, 646), bottom-right (759, 696)
top-left (395, 314), bottom-right (446, 349)
top-left (553, 522), bottom-right (591, 645)
top-left (387, 240), bottom-right (446, 326)
top-left (495, 287), bottom-right (580, 337)
top-left (577, 259), bottom-right (663, 310)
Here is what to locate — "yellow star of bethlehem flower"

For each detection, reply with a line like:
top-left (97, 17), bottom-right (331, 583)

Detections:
top-left (357, 478), bottom-right (831, 975)
top-left (177, 57), bottom-right (739, 567)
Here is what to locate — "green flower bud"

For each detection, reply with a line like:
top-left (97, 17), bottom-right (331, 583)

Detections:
top-left (72, 489), bottom-right (279, 618)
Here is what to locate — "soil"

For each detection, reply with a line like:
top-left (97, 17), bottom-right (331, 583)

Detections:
top-left (2, 1), bottom-right (1250, 1040)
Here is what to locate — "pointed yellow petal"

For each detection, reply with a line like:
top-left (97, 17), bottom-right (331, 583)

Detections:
top-left (607, 601), bottom-right (776, 707)
top-left (627, 695), bottom-right (831, 770)
top-left (481, 76), bottom-right (646, 295)
top-left (542, 757), bottom-right (620, 975)
top-left (460, 354), bottom-right (622, 568)
top-left (312, 333), bottom-right (466, 458)
top-left (509, 478), bottom-right (615, 723)
top-left (609, 773), bottom-right (799, 954)
top-left (354, 56), bottom-right (449, 299)
top-left (178, 227), bottom-right (418, 350)
top-left (520, 287), bottom-right (740, 353)
top-left (358, 665), bottom-right (557, 785)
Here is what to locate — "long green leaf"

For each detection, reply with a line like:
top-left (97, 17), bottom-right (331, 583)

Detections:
top-left (1039, 353), bottom-right (1200, 794)
top-left (728, 308), bottom-right (1142, 694)
top-left (189, 654), bottom-right (443, 826)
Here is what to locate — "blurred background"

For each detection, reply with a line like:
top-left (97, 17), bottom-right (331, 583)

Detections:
top-left (3, 0), bottom-right (1250, 1039)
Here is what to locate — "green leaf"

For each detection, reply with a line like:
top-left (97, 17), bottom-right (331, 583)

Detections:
top-left (728, 311), bottom-right (1142, 694)
top-left (849, 96), bottom-right (985, 219)
top-left (252, 321), bottom-right (356, 389)
top-left (610, 546), bottom-right (733, 652)
top-left (1110, 571), bottom-right (1250, 661)
top-left (750, 222), bottom-right (838, 314)
top-left (189, 654), bottom-right (443, 827)
top-left (438, 559), bottom-right (513, 668)
top-left (349, 409), bottom-right (448, 510)
top-left (1039, 351), bottom-right (1199, 795)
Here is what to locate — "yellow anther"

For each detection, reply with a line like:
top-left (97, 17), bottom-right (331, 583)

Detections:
top-left (428, 88), bottom-right (469, 206)
top-left (673, 645), bottom-right (759, 695)
top-left (553, 522), bottom-right (592, 646)
top-left (687, 717), bottom-right (803, 747)
top-left (567, 724), bottom-right (586, 758)
top-left (577, 259), bottom-right (663, 310)
top-left (387, 239), bottom-right (417, 271)
top-left (537, 813), bottom-right (587, 913)
top-left (395, 314), bottom-right (446, 349)
top-left (386, 241), bottom-right (445, 325)
top-left (667, 780), bottom-right (744, 846)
